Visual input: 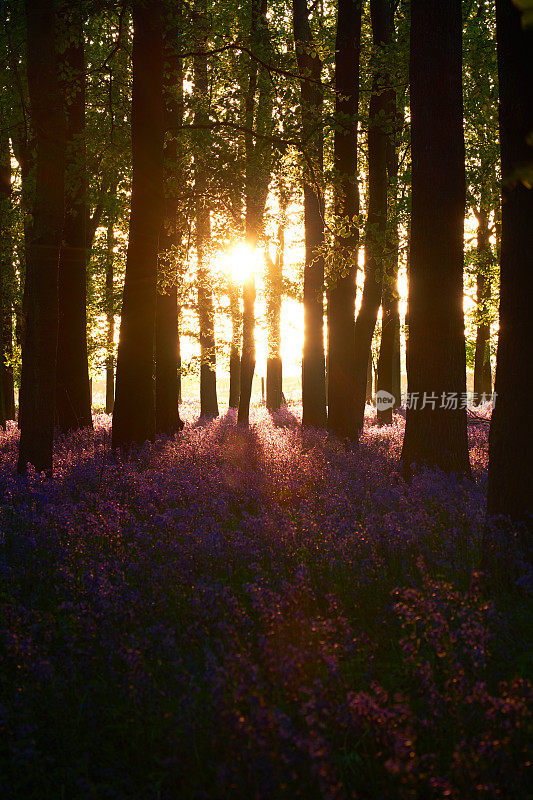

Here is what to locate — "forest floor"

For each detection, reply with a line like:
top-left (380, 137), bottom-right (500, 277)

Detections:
top-left (0, 403), bottom-right (531, 799)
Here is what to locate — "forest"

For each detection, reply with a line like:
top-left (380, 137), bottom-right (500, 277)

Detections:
top-left (0, 0), bottom-right (532, 797)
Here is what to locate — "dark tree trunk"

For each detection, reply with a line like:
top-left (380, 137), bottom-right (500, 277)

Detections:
top-left (377, 34), bottom-right (401, 426)
top-left (401, 0), bottom-right (470, 477)
top-left (353, 0), bottom-right (392, 434)
top-left (155, 40), bottom-right (184, 435)
top-left (193, 15), bottom-right (219, 420)
top-left (0, 130), bottom-right (15, 422)
top-left (293, 0), bottom-right (326, 428)
top-left (105, 215), bottom-right (115, 414)
top-left (17, 0), bottom-right (66, 474)
top-left (473, 206), bottom-right (492, 403)
top-left (266, 211), bottom-right (285, 412)
top-left (55, 11), bottom-right (92, 432)
top-left (327, 0), bottom-right (362, 438)
top-left (488, 0), bottom-right (533, 527)
top-left (228, 282), bottom-right (241, 408)
top-left (238, 0), bottom-right (273, 425)
top-left (366, 353), bottom-right (373, 403)
top-left (112, 2), bottom-right (164, 449)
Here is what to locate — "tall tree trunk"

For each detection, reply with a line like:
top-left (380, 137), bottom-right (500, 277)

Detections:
top-left (193, 10), bottom-right (218, 419)
top-left (353, 0), bottom-right (391, 434)
top-left (401, 0), bottom-right (470, 477)
top-left (293, 0), bottom-right (326, 428)
top-left (266, 204), bottom-right (285, 412)
top-left (327, 0), bottom-right (362, 438)
top-left (17, 0), bottom-right (66, 474)
top-left (105, 214), bottom-right (115, 414)
top-left (228, 282), bottom-right (241, 408)
top-left (156, 38), bottom-right (184, 435)
top-left (488, 0), bottom-right (533, 528)
top-left (238, 0), bottom-right (273, 425)
top-left (112, 1), bottom-right (164, 449)
top-left (376, 31), bottom-right (401, 426)
top-left (473, 206), bottom-right (492, 403)
top-left (0, 130), bottom-right (15, 422)
top-left (55, 11), bottom-right (92, 432)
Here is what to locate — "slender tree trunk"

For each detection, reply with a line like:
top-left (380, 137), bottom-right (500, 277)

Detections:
top-left (105, 215), bottom-right (115, 414)
top-left (377, 27), bottom-right (401, 426)
top-left (353, 0), bottom-right (392, 434)
top-left (55, 11), bottom-right (92, 431)
top-left (473, 206), bottom-right (492, 403)
top-left (0, 130), bottom-right (15, 422)
top-left (327, 0), bottom-right (362, 438)
top-left (266, 210), bottom-right (285, 412)
top-left (228, 282), bottom-right (241, 408)
top-left (401, 0), bottom-right (470, 477)
top-left (488, 0), bottom-right (533, 528)
top-left (366, 353), bottom-right (373, 403)
top-left (293, 0), bottom-right (326, 428)
top-left (112, 1), bottom-right (164, 449)
top-left (17, 0), bottom-right (66, 474)
top-left (238, 0), bottom-right (273, 425)
top-left (193, 14), bottom-right (218, 419)
top-left (156, 41), bottom-right (184, 434)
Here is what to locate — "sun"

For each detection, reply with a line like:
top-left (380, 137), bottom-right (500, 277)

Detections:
top-left (230, 242), bottom-right (255, 284)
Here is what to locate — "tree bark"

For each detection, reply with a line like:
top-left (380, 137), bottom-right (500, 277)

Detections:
top-left (487, 0), bottom-right (533, 528)
top-left (105, 214), bottom-right (115, 414)
top-left (156, 38), bottom-right (184, 435)
top-left (238, 0), bottom-right (273, 425)
top-left (17, 0), bottom-right (66, 474)
top-left (112, 1), bottom-right (164, 449)
top-left (473, 206), bottom-right (492, 403)
top-left (0, 129), bottom-right (14, 423)
top-left (266, 207), bottom-right (285, 412)
top-left (353, 0), bottom-right (392, 434)
top-left (228, 282), bottom-right (241, 408)
top-left (376, 16), bottom-right (401, 426)
top-left (55, 10), bottom-right (92, 432)
top-left (293, 0), bottom-right (327, 428)
top-left (327, 0), bottom-right (362, 438)
top-left (193, 8), bottom-right (219, 420)
top-left (401, 0), bottom-right (471, 477)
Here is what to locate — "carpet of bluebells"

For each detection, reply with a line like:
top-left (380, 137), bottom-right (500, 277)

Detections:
top-left (0, 402), bottom-right (531, 799)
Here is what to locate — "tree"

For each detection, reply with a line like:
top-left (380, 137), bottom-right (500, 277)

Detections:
top-left (55, 8), bottom-right (93, 432)
top-left (193, 0), bottom-right (219, 420)
top-left (17, 0), bottom-right (66, 474)
top-left (156, 26), bottom-right (185, 435)
top-left (292, 0), bottom-right (327, 429)
top-left (0, 125), bottom-right (15, 423)
top-left (112, 1), bottom-right (164, 449)
top-left (400, 0), bottom-right (471, 477)
top-left (353, 0), bottom-right (393, 434)
top-left (266, 183), bottom-right (288, 412)
top-left (326, 0), bottom-right (361, 439)
top-left (487, 0), bottom-right (533, 528)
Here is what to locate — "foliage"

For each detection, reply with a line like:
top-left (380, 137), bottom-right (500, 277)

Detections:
top-left (0, 402), bottom-right (530, 799)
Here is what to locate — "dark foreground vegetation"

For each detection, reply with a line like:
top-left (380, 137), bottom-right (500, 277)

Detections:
top-left (1, 403), bottom-right (531, 799)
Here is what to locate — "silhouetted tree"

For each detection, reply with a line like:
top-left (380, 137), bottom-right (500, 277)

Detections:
top-left (488, 0), bottom-right (533, 528)
top-left (18, 0), bottom-right (66, 474)
top-left (156, 32), bottom-right (184, 435)
top-left (327, 0), bottom-right (361, 438)
top-left (112, 1), bottom-right (164, 448)
top-left (293, 0), bottom-right (326, 428)
top-left (193, 0), bottom-right (218, 419)
top-left (401, 0), bottom-right (471, 476)
top-left (353, 0), bottom-right (392, 434)
top-left (55, 9), bottom-right (92, 432)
